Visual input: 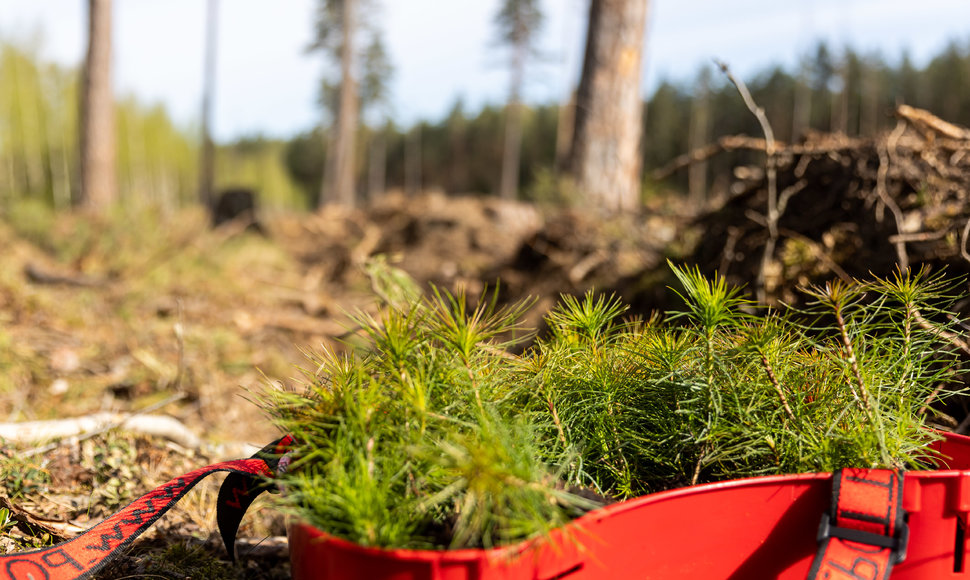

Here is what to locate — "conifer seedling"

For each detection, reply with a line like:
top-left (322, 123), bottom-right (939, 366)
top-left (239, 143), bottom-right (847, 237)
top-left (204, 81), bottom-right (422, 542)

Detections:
top-left (262, 264), bottom-right (966, 550)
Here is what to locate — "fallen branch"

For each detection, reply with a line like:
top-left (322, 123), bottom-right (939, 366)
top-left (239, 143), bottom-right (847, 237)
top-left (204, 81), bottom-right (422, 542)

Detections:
top-left (0, 495), bottom-right (71, 543)
top-left (569, 250), bottom-right (609, 284)
top-left (776, 227), bottom-right (853, 284)
top-left (962, 215), bottom-right (970, 265)
top-left (874, 121), bottom-right (910, 270)
top-left (652, 135), bottom-right (771, 181)
top-left (651, 135), bottom-right (868, 181)
top-left (652, 107), bottom-right (970, 183)
top-left (0, 410), bottom-right (201, 454)
top-left (24, 263), bottom-right (104, 288)
top-left (897, 104), bottom-right (970, 140)
top-left (914, 310), bottom-right (970, 358)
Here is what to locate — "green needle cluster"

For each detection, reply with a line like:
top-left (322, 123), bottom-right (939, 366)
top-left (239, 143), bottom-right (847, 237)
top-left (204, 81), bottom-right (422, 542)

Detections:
top-left (262, 263), bottom-right (966, 550)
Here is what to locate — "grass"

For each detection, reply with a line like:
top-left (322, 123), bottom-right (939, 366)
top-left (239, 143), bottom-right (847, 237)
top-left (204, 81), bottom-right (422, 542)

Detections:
top-left (0, 200), bottom-right (302, 417)
top-left (263, 263), bottom-right (967, 551)
top-left (140, 542), bottom-right (236, 580)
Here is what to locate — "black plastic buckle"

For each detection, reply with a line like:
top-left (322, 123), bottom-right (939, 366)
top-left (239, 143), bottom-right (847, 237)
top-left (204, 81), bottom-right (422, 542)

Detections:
top-left (817, 512), bottom-right (910, 565)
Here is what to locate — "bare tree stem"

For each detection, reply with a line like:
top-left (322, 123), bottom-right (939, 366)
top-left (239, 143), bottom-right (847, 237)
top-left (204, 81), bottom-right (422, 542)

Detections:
top-left (716, 60), bottom-right (778, 302)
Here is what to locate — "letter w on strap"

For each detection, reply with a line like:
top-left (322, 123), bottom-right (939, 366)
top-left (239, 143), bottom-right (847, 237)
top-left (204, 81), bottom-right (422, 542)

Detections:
top-left (808, 468), bottom-right (908, 580)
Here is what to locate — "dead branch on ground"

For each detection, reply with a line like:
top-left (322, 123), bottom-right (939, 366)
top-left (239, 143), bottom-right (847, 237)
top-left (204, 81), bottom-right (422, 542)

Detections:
top-left (0, 403), bottom-right (201, 455)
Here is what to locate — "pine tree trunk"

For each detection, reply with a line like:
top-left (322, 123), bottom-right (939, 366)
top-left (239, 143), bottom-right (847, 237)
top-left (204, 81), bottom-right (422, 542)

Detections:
top-left (832, 63), bottom-right (849, 135)
top-left (567, 0), bottom-right (649, 213)
top-left (405, 124), bottom-right (421, 197)
top-left (687, 70), bottom-right (711, 205)
top-left (792, 67), bottom-right (811, 140)
top-left (499, 47), bottom-right (525, 200)
top-left (861, 67), bottom-right (879, 136)
top-left (198, 0), bottom-right (219, 208)
top-left (321, 0), bottom-right (359, 208)
top-left (554, 91), bottom-right (575, 175)
top-left (367, 127), bottom-right (386, 201)
top-left (448, 116), bottom-right (468, 193)
top-left (79, 0), bottom-right (116, 211)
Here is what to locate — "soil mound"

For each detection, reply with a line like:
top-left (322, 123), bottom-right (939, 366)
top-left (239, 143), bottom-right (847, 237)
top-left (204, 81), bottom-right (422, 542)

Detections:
top-left (273, 191), bottom-right (685, 328)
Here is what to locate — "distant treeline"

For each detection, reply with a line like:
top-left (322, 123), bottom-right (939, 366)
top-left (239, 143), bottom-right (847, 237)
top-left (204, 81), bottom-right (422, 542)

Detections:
top-left (3, 39), bottom-right (970, 211)
top-left (286, 39), bottom-right (970, 203)
top-left (0, 41), bottom-right (304, 211)
top-left (643, 40), bottom-right (970, 198)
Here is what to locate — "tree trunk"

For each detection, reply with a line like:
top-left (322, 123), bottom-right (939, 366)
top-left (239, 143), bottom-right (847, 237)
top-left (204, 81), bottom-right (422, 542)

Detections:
top-left (554, 91), bottom-right (575, 175)
top-left (79, 0), bottom-right (116, 211)
top-left (792, 66), bottom-right (811, 140)
top-left (832, 62), bottom-right (849, 135)
top-left (198, 0), bottom-right (219, 208)
top-left (321, 0), bottom-right (359, 208)
top-left (367, 126), bottom-right (386, 201)
top-left (567, 0), bottom-right (649, 213)
top-left (448, 114), bottom-right (468, 193)
top-left (499, 47), bottom-right (525, 200)
top-left (687, 68), bottom-right (711, 205)
top-left (861, 66), bottom-right (879, 136)
top-left (405, 124), bottom-right (422, 197)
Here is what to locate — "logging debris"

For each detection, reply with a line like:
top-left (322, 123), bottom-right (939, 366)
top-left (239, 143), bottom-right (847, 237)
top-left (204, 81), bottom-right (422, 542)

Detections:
top-left (682, 105), bottom-right (970, 305)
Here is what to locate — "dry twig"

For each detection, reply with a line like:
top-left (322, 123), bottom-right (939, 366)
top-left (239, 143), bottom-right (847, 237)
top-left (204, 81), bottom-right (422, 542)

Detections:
top-left (716, 60), bottom-right (778, 302)
top-left (0, 394), bottom-right (194, 457)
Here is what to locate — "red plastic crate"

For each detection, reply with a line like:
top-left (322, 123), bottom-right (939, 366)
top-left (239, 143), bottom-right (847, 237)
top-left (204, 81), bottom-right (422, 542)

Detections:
top-left (289, 431), bottom-right (970, 579)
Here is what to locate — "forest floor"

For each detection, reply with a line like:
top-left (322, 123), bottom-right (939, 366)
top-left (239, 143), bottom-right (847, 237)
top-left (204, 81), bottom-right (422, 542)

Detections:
top-left (0, 192), bottom-right (690, 578)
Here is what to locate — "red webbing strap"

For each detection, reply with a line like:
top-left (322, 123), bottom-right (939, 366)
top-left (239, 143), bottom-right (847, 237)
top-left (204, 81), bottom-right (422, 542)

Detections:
top-left (0, 434), bottom-right (294, 580)
top-left (808, 468), bottom-right (908, 580)
top-left (217, 434), bottom-right (296, 561)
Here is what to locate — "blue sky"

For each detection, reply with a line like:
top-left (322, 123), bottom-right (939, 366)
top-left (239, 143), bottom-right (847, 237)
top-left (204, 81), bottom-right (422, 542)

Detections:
top-left (1, 0), bottom-right (968, 141)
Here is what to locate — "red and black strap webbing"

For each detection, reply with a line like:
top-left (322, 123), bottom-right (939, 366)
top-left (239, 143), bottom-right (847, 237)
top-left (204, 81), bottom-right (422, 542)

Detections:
top-left (0, 434), bottom-right (294, 580)
top-left (808, 468), bottom-right (908, 580)
top-left (217, 434), bottom-right (295, 562)
top-left (1, 439), bottom-right (910, 580)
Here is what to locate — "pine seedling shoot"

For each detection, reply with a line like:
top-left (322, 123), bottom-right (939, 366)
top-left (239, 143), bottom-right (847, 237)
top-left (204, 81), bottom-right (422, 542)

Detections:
top-left (261, 263), bottom-right (967, 550)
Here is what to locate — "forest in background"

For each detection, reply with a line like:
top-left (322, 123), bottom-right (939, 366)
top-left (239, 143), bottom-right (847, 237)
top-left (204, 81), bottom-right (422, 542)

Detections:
top-left (2, 37), bottom-right (970, 212)
top-left (0, 40), bottom-right (305, 213)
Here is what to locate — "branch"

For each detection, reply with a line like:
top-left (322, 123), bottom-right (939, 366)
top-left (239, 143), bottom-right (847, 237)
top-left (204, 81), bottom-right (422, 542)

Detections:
top-left (962, 215), bottom-right (970, 265)
top-left (716, 60), bottom-right (778, 303)
top-left (897, 104), bottom-right (970, 140)
top-left (874, 120), bottom-right (910, 270)
top-left (0, 495), bottom-right (72, 543)
top-left (24, 263), bottom-right (104, 288)
top-left (651, 135), bottom-right (770, 181)
top-left (0, 405), bottom-right (201, 457)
